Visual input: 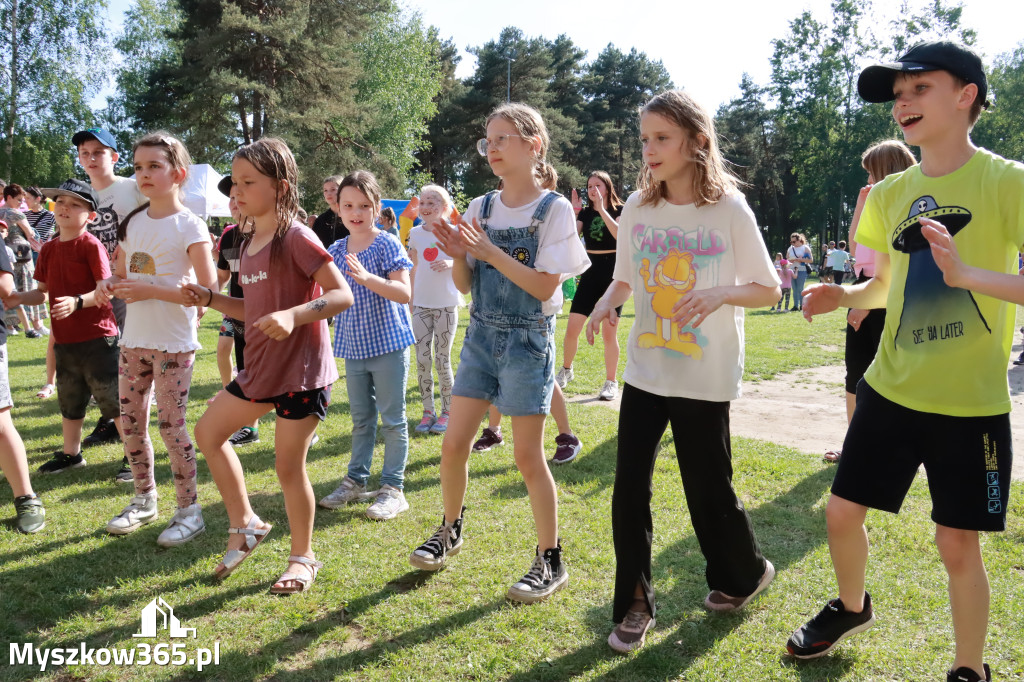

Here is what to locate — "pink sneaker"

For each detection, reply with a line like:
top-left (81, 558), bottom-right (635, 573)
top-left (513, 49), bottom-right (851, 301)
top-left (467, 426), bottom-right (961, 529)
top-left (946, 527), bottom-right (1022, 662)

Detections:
top-left (415, 412), bottom-right (436, 434)
top-left (429, 412), bottom-right (449, 434)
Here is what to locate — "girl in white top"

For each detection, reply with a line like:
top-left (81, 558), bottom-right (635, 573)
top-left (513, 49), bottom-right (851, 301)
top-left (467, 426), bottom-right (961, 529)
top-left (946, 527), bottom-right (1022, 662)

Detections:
top-left (409, 103), bottom-right (590, 604)
top-left (407, 184), bottom-right (461, 435)
top-left (587, 90), bottom-right (781, 652)
top-left (97, 132), bottom-right (217, 548)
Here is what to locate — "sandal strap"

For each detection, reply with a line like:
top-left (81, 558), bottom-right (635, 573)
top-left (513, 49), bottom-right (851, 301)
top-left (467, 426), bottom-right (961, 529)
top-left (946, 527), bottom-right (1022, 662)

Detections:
top-left (287, 555), bottom-right (323, 569)
top-left (228, 515), bottom-right (270, 536)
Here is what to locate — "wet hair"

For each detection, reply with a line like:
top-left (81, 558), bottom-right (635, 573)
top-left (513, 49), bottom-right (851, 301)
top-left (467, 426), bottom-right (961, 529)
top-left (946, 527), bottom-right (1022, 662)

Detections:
top-left (118, 131), bottom-right (192, 241)
top-left (419, 183), bottom-right (454, 220)
top-left (338, 170), bottom-right (382, 223)
top-left (588, 171), bottom-right (623, 210)
top-left (296, 207), bottom-right (308, 224)
top-left (485, 102), bottom-right (557, 191)
top-left (3, 183), bottom-right (23, 200)
top-left (379, 206), bottom-right (396, 226)
top-left (232, 137), bottom-right (300, 264)
top-left (861, 140), bottom-right (916, 184)
top-left (637, 90), bottom-right (739, 208)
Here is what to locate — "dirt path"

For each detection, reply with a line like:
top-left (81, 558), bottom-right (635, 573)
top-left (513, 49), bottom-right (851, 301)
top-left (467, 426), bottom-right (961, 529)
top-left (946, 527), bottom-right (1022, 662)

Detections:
top-left (568, 362), bottom-right (1024, 481)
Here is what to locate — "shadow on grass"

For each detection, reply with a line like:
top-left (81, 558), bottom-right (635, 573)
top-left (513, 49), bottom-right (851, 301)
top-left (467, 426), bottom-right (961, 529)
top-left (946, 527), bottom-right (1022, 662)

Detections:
top-left (501, 465), bottom-right (838, 681)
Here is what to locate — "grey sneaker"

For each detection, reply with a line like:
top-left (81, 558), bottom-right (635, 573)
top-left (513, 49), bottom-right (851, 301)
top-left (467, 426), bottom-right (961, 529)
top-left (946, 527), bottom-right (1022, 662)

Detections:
top-left (156, 504), bottom-right (206, 547)
top-left (106, 492), bottom-right (159, 535)
top-left (555, 366), bottom-right (574, 388)
top-left (598, 380), bottom-right (618, 401)
top-left (507, 543), bottom-right (568, 604)
top-left (14, 495), bottom-right (46, 534)
top-left (365, 484), bottom-right (409, 520)
top-left (318, 476), bottom-right (372, 509)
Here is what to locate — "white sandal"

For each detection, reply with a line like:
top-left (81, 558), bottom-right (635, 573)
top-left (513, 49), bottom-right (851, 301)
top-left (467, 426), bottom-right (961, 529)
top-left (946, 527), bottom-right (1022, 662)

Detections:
top-left (269, 555), bottom-right (323, 595)
top-left (214, 514), bottom-right (272, 581)
top-left (36, 384), bottom-right (55, 399)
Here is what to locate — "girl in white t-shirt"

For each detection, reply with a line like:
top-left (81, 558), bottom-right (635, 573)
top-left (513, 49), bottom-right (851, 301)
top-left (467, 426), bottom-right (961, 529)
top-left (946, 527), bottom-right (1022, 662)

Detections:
top-left (407, 184), bottom-right (461, 435)
top-left (96, 132), bottom-right (218, 548)
top-left (408, 103), bottom-right (590, 604)
top-left (587, 90), bottom-right (781, 653)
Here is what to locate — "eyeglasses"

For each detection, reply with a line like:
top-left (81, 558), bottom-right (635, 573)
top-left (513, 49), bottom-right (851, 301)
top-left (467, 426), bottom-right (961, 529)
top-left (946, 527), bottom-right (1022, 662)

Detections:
top-left (476, 134), bottom-right (523, 157)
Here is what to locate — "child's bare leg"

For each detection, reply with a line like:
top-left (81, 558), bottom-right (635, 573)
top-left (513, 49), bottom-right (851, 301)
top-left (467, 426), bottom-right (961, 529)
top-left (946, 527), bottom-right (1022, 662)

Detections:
top-left (44, 334), bottom-right (56, 386)
top-left (936, 525), bottom-right (988, 677)
top-left (561, 312), bottom-right (586, 370)
top-left (272, 415), bottom-right (319, 589)
top-left (216, 335), bottom-right (234, 388)
top-left (550, 383), bottom-right (572, 435)
top-left (0, 408), bottom-right (32, 498)
top-left (62, 417), bottom-right (85, 455)
top-left (440, 395), bottom-right (490, 522)
top-left (825, 494), bottom-right (869, 611)
top-left (195, 392), bottom-right (270, 552)
top-left (602, 316), bottom-right (619, 382)
top-left (487, 406), bottom-right (502, 431)
top-left (510, 413), bottom-right (557, 550)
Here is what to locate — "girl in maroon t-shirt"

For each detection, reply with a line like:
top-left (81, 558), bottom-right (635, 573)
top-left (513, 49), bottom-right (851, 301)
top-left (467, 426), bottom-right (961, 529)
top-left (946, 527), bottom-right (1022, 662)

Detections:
top-left (185, 138), bottom-right (353, 594)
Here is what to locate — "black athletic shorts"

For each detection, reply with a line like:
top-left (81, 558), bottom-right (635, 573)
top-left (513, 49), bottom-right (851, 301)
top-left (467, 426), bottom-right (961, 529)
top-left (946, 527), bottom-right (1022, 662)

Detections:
top-left (570, 252), bottom-right (622, 317)
top-left (225, 380), bottom-right (331, 421)
top-left (833, 380), bottom-right (1012, 531)
top-left (844, 308), bottom-right (886, 394)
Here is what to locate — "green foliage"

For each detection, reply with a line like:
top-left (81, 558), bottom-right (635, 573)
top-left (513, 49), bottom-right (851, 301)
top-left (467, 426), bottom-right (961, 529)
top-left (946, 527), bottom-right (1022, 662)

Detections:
top-left (974, 42), bottom-right (1024, 162)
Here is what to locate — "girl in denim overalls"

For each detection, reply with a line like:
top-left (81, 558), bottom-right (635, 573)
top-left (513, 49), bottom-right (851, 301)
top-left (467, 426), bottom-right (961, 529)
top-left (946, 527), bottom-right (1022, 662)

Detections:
top-left (408, 103), bottom-right (590, 603)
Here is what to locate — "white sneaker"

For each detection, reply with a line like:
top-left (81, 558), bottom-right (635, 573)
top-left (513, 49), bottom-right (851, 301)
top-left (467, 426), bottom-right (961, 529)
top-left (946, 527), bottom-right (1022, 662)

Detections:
top-left (107, 492), bottom-right (158, 535)
top-left (365, 484), bottom-right (409, 520)
top-left (37, 326), bottom-right (50, 336)
top-left (555, 366), bottom-right (574, 388)
top-left (598, 380), bottom-right (618, 401)
top-left (318, 476), bottom-right (372, 509)
top-left (156, 504), bottom-right (206, 547)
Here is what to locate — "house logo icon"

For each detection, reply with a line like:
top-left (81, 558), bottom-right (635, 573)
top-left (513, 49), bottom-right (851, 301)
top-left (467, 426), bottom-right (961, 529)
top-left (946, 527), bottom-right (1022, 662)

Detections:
top-left (133, 597), bottom-right (196, 638)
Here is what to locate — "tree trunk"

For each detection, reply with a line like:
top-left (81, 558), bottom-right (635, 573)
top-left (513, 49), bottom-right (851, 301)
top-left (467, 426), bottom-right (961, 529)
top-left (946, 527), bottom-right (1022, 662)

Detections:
top-left (252, 91), bottom-right (262, 140)
top-left (237, 94), bottom-right (251, 144)
top-left (4, 0), bottom-right (19, 180)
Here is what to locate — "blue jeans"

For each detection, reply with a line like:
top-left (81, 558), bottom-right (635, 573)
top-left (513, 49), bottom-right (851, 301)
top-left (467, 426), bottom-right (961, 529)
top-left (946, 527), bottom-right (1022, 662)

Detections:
top-left (345, 347), bottom-right (410, 490)
top-left (792, 270), bottom-right (808, 308)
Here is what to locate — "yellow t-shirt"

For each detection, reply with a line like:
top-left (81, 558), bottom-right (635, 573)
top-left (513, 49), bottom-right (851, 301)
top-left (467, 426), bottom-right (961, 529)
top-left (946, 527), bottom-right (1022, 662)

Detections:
top-left (856, 148), bottom-right (1024, 416)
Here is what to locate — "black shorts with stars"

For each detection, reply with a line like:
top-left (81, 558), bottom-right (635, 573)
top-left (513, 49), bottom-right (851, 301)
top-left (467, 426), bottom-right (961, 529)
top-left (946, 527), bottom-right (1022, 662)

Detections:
top-left (225, 381), bottom-right (331, 421)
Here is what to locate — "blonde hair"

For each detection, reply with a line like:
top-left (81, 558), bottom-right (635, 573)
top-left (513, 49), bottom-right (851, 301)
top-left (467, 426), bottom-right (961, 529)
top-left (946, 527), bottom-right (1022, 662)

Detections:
top-left (419, 183), bottom-right (454, 220)
top-left (338, 170), bottom-right (382, 223)
top-left (637, 90), bottom-right (738, 208)
top-left (485, 102), bottom-right (557, 191)
top-left (861, 140), bottom-right (916, 183)
top-left (588, 171), bottom-right (623, 210)
top-left (118, 131), bottom-right (192, 241)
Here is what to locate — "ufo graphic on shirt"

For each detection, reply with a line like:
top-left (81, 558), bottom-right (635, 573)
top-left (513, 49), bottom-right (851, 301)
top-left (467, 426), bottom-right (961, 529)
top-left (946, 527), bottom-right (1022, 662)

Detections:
top-left (893, 195), bottom-right (988, 351)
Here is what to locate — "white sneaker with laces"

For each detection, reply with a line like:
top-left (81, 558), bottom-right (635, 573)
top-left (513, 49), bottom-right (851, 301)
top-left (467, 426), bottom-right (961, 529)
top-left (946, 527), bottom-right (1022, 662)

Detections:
top-left (555, 366), bottom-right (574, 388)
top-left (318, 476), bottom-right (372, 509)
top-left (106, 492), bottom-right (158, 535)
top-left (365, 484), bottom-right (409, 520)
top-left (598, 380), bottom-right (618, 401)
top-left (157, 503), bottom-right (206, 547)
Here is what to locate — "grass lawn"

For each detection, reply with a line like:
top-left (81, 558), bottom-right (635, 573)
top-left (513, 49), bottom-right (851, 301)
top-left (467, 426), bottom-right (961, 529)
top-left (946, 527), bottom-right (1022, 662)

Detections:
top-left (1, 301), bottom-right (1022, 681)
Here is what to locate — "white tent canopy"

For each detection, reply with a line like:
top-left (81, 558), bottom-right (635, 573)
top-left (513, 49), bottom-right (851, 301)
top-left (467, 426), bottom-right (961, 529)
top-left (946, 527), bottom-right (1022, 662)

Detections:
top-left (131, 163), bottom-right (231, 219)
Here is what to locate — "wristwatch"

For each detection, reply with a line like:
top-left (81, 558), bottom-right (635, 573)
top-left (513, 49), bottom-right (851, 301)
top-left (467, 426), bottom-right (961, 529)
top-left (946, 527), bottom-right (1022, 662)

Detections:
top-left (75, 295), bottom-right (84, 311)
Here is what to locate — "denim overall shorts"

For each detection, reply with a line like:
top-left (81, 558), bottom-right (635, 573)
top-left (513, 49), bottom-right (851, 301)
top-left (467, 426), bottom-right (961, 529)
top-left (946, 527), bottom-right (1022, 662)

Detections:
top-left (452, 190), bottom-right (560, 416)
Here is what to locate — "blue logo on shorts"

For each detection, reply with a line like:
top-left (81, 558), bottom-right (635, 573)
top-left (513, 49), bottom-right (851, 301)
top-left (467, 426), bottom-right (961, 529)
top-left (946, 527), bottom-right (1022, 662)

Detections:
top-left (986, 472), bottom-right (999, 486)
top-left (988, 500), bottom-right (1002, 514)
top-left (988, 486), bottom-right (1000, 499)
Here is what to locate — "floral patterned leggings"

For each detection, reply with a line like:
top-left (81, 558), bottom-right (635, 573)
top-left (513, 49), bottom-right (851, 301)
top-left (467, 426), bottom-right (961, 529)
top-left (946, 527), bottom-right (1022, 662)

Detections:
top-left (119, 347), bottom-right (198, 508)
top-left (411, 305), bottom-right (457, 417)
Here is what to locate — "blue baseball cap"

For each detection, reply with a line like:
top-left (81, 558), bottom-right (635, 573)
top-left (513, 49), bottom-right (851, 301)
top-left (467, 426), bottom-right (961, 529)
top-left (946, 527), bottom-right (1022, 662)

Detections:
top-left (72, 128), bottom-right (119, 153)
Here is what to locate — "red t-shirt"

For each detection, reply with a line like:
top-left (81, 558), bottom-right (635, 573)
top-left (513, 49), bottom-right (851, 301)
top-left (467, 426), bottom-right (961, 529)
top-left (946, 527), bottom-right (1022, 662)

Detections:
top-left (34, 232), bottom-right (117, 344)
top-left (233, 225), bottom-right (338, 399)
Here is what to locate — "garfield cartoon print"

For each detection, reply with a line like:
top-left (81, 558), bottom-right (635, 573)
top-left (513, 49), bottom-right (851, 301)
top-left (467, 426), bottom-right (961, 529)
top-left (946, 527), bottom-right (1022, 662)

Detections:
top-left (637, 249), bottom-right (701, 358)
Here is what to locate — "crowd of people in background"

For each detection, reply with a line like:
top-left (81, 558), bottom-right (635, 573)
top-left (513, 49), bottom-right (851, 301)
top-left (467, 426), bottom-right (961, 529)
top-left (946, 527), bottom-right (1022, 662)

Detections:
top-left (0, 39), bottom-right (1018, 681)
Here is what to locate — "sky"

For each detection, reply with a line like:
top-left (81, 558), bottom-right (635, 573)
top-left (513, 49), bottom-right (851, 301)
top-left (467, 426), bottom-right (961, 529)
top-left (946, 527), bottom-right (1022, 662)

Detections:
top-left (102, 0), bottom-right (1021, 110)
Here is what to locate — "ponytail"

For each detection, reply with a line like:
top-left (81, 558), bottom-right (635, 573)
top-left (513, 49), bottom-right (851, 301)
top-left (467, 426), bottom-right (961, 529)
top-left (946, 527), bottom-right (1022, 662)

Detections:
top-left (535, 160), bottom-right (558, 191)
top-left (117, 202), bottom-right (151, 243)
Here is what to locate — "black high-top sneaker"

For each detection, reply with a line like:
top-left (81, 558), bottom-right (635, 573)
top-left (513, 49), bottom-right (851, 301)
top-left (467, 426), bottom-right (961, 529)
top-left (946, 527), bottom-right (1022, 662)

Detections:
top-left (409, 507), bottom-right (465, 571)
top-left (947, 664), bottom-right (991, 682)
top-left (507, 541), bottom-right (568, 604)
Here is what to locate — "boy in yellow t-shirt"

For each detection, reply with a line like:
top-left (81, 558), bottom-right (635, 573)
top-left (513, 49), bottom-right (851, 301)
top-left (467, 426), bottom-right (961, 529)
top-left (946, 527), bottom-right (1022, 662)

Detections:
top-left (788, 41), bottom-right (1023, 682)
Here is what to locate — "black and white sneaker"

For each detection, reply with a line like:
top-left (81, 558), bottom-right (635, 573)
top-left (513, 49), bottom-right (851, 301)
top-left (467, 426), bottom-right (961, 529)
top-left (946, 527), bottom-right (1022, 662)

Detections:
top-left (38, 452), bottom-right (86, 474)
top-left (228, 427), bottom-right (260, 446)
top-left (507, 542), bottom-right (568, 604)
top-left (948, 663), bottom-right (991, 682)
top-left (786, 592), bottom-right (875, 659)
top-left (409, 508), bottom-right (464, 571)
top-left (114, 457), bottom-right (133, 483)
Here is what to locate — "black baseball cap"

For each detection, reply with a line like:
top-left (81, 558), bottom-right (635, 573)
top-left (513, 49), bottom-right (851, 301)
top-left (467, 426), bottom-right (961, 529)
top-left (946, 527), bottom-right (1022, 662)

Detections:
top-left (858, 41), bottom-right (988, 107)
top-left (72, 127), bottom-right (119, 153)
top-left (218, 175), bottom-right (233, 197)
top-left (42, 179), bottom-right (101, 211)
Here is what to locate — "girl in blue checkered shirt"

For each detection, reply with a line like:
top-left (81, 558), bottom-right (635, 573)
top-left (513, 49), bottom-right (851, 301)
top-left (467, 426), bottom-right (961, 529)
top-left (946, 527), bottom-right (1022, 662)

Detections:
top-left (318, 170), bottom-right (416, 521)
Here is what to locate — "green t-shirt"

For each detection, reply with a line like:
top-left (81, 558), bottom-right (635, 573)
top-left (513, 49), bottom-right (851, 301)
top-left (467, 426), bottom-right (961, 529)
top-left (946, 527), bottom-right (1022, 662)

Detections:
top-left (856, 148), bottom-right (1024, 416)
